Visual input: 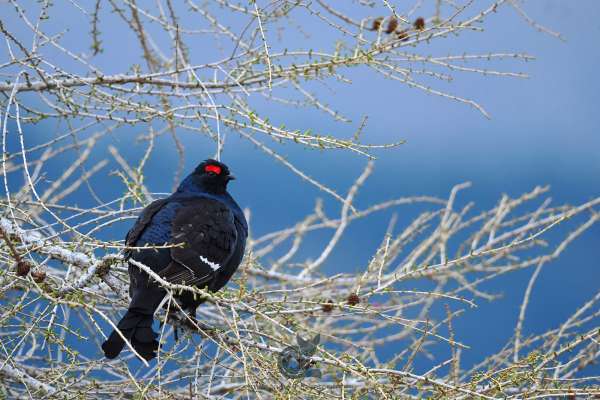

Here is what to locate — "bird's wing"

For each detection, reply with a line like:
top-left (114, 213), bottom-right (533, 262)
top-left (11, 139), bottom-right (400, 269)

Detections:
top-left (158, 197), bottom-right (238, 286)
top-left (124, 198), bottom-right (169, 257)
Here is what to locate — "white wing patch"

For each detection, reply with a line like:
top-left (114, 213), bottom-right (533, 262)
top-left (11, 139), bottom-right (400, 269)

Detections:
top-left (199, 255), bottom-right (221, 271)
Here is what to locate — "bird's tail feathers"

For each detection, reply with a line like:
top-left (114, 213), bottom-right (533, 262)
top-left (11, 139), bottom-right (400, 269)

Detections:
top-left (102, 310), bottom-right (158, 361)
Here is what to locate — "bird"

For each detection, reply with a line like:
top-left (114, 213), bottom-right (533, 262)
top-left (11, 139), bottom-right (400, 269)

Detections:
top-left (101, 159), bottom-right (247, 361)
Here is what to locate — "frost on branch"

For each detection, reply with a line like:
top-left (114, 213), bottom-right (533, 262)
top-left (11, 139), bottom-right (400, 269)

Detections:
top-left (1, 0), bottom-right (598, 398)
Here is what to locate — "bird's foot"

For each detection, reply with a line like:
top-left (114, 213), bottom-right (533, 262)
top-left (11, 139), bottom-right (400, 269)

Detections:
top-left (182, 315), bottom-right (215, 332)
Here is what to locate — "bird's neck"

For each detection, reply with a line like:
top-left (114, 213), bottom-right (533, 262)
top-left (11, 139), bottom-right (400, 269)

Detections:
top-left (176, 174), bottom-right (225, 196)
top-left (175, 175), bottom-right (247, 234)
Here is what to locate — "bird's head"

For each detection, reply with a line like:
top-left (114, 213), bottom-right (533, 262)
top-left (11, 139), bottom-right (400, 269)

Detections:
top-left (188, 159), bottom-right (235, 194)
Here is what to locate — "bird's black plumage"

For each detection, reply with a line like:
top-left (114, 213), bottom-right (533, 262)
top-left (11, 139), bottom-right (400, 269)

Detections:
top-left (102, 159), bottom-right (247, 361)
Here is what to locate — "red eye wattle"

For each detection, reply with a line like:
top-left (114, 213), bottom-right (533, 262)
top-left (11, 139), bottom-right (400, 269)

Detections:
top-left (204, 164), bottom-right (222, 175)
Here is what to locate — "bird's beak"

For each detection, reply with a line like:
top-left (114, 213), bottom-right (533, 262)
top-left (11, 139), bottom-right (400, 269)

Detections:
top-left (227, 175), bottom-right (236, 181)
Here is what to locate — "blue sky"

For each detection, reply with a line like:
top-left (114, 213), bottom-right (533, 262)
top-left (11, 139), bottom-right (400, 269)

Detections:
top-left (3, 0), bottom-right (599, 374)
top-left (144, 1), bottom-right (600, 371)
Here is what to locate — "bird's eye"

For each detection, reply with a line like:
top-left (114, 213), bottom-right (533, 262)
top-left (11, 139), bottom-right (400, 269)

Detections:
top-left (204, 165), bottom-right (222, 175)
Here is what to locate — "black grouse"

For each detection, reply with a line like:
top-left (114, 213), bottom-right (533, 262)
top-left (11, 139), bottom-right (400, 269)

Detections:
top-left (102, 159), bottom-right (247, 361)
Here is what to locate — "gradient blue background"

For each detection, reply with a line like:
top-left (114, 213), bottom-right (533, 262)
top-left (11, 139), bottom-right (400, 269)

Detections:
top-left (2, 0), bottom-right (599, 375)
